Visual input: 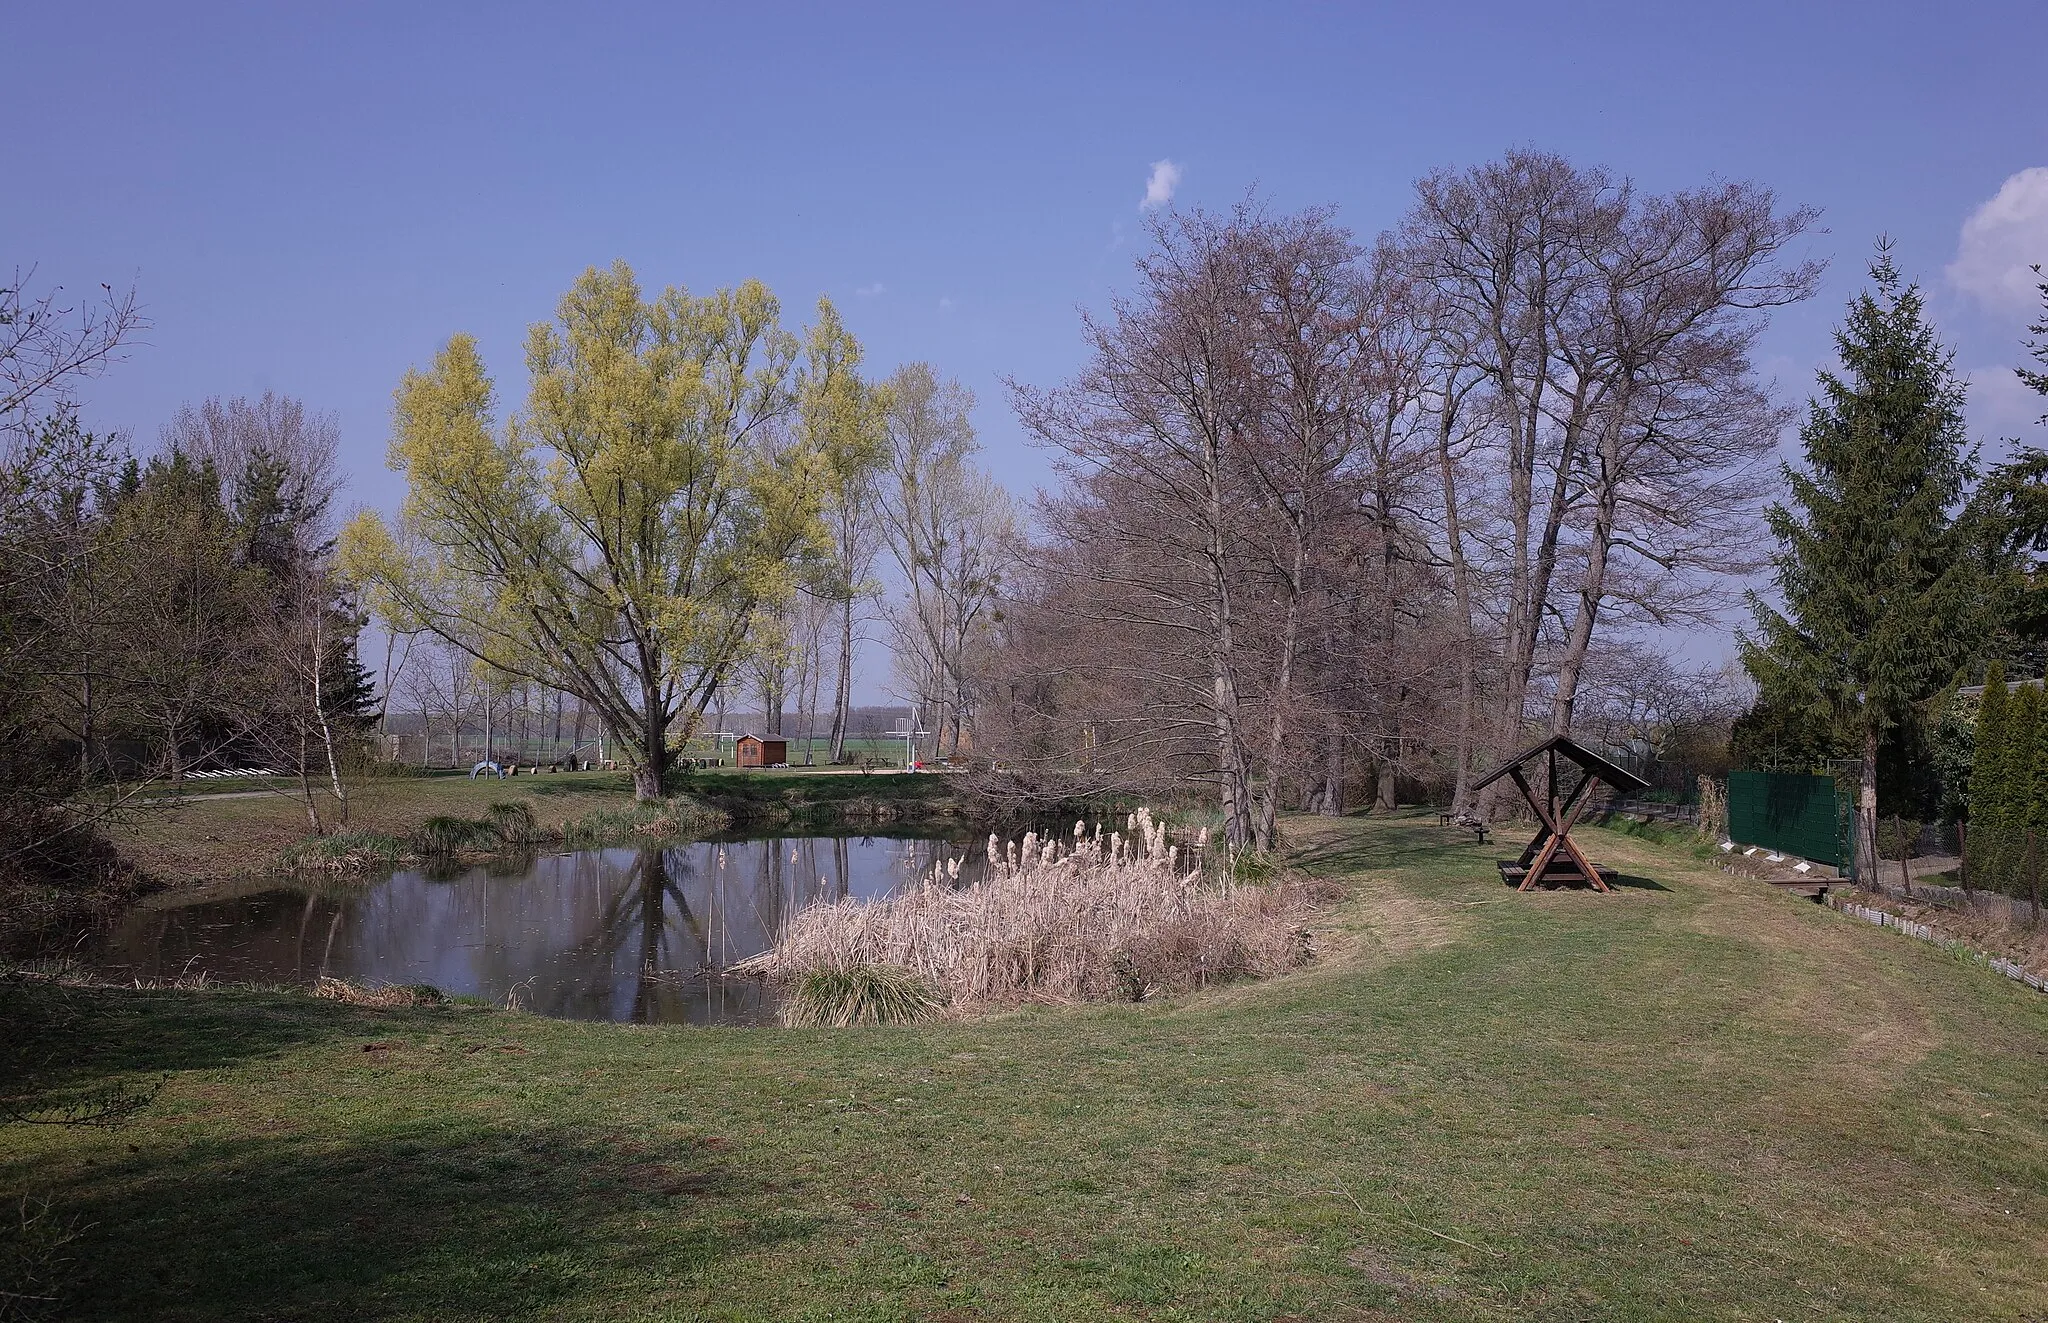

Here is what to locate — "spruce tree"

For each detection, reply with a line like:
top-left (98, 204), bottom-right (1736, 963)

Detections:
top-left (1743, 247), bottom-right (1984, 883)
top-left (1970, 660), bottom-right (2011, 890)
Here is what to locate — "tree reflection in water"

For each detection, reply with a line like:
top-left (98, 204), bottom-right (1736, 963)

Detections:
top-left (90, 835), bottom-right (970, 1026)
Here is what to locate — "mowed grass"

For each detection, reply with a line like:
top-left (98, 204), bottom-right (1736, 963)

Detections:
top-left (4, 812), bottom-right (2045, 1320)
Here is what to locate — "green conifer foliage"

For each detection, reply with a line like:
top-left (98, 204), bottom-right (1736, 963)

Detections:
top-left (1970, 660), bottom-right (2010, 889)
top-left (2004, 682), bottom-right (2041, 897)
top-left (1742, 248), bottom-right (1985, 880)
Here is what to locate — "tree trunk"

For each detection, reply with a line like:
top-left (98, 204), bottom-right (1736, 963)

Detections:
top-left (829, 594), bottom-right (854, 763)
top-left (1436, 381), bottom-right (1479, 817)
top-left (298, 722), bottom-right (325, 835)
top-left (1204, 430), bottom-right (1256, 849)
top-left (633, 698), bottom-right (671, 801)
top-left (1314, 720), bottom-right (1344, 817)
top-left (1854, 727), bottom-right (1879, 886)
top-left (1550, 412), bottom-right (1625, 734)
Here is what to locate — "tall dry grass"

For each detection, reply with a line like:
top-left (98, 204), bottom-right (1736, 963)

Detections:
top-left (740, 809), bottom-right (1322, 1015)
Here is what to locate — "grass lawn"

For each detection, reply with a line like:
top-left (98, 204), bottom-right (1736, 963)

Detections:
top-left (108, 771), bottom-right (648, 883)
top-left (4, 812), bottom-right (2045, 1320)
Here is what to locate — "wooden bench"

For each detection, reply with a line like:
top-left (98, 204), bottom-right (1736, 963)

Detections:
top-left (1444, 813), bottom-right (1489, 845)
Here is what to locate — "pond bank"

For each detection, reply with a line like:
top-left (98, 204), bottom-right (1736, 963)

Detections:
top-left (3, 770), bottom-right (967, 959)
top-left (6, 815), bottom-right (2045, 1319)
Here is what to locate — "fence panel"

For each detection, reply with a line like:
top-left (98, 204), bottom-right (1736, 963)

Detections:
top-left (1727, 771), bottom-right (1845, 866)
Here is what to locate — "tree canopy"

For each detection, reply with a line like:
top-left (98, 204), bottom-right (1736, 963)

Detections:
top-left (341, 262), bottom-right (839, 798)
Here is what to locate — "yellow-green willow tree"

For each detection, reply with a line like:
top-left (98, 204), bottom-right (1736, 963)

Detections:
top-left (341, 262), bottom-right (833, 798)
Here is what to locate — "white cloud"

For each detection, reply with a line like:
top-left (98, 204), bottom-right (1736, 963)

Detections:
top-left (1949, 167), bottom-right (2048, 314)
top-left (855, 282), bottom-right (886, 297)
top-left (1140, 159), bottom-right (1182, 212)
top-left (1969, 364), bottom-right (2046, 438)
top-left (937, 296), bottom-right (955, 312)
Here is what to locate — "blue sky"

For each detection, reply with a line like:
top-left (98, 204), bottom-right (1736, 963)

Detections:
top-left (10, 1), bottom-right (2048, 688)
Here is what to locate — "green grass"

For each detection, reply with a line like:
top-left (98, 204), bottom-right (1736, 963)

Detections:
top-left (4, 812), bottom-right (2045, 1320)
top-left (681, 768), bottom-right (961, 828)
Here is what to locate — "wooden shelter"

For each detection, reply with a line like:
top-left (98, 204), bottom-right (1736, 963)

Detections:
top-left (734, 734), bottom-right (788, 769)
top-left (1470, 734), bottom-right (1650, 892)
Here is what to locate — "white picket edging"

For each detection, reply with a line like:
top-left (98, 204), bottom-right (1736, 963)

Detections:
top-left (1826, 896), bottom-right (2048, 994)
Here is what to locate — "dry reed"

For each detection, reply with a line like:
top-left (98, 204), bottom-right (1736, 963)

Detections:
top-left (739, 809), bottom-right (1320, 1014)
top-left (313, 977), bottom-right (446, 1008)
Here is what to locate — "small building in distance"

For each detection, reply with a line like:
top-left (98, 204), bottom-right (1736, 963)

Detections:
top-left (734, 734), bottom-right (788, 769)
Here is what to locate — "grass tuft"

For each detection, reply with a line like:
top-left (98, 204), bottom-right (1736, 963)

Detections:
top-left (481, 800), bottom-right (539, 845)
top-left (782, 963), bottom-right (943, 1026)
top-left (278, 830), bottom-right (409, 872)
top-left (410, 815), bottom-right (491, 855)
top-left (313, 977), bottom-right (447, 1008)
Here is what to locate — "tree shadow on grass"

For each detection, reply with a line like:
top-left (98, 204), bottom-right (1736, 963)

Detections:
top-left (517, 774), bottom-right (635, 798)
top-left (39, 1120), bottom-right (812, 1322)
top-left (1288, 819), bottom-right (1499, 880)
top-left (2, 980), bottom-right (472, 1106)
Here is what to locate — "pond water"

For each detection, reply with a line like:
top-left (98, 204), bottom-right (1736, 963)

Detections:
top-left (90, 835), bottom-right (978, 1026)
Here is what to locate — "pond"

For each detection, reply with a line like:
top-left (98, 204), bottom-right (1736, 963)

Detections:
top-left (89, 834), bottom-right (980, 1026)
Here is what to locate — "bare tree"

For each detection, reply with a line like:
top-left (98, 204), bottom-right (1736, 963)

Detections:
top-left (1398, 152), bottom-right (1818, 753)
top-left (878, 365), bottom-right (1017, 761)
top-left (1, 268), bottom-right (142, 457)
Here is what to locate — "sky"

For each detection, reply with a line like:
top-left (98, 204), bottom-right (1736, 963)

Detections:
top-left (9, 1), bottom-right (2048, 695)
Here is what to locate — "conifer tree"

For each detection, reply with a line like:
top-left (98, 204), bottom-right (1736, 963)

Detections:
top-left (2008, 682), bottom-right (2043, 898)
top-left (2015, 684), bottom-right (2048, 901)
top-left (1969, 660), bottom-right (2011, 889)
top-left (1743, 246), bottom-right (1984, 882)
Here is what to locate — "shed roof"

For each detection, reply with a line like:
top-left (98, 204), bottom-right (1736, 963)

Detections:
top-left (1469, 733), bottom-right (1651, 795)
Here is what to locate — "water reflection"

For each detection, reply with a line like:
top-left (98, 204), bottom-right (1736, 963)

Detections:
top-left (93, 835), bottom-right (973, 1026)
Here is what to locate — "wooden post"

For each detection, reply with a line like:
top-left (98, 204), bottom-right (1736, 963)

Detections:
top-left (2031, 828), bottom-right (2041, 929)
top-left (1958, 819), bottom-right (1970, 899)
top-left (1896, 815), bottom-right (1911, 898)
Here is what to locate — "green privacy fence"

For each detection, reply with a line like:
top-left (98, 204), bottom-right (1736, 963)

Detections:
top-left (1726, 771), bottom-right (1848, 867)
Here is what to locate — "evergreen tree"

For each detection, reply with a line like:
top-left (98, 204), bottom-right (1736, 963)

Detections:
top-left (2005, 681), bottom-right (2041, 897)
top-left (2029, 681), bottom-right (2048, 897)
top-left (321, 600), bottom-right (378, 729)
top-left (1971, 268), bottom-right (2048, 655)
top-left (1742, 247), bottom-right (1985, 882)
top-left (1969, 660), bottom-right (2010, 891)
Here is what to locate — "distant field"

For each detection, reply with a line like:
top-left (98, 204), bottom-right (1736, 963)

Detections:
top-left (8, 813), bottom-right (2044, 1320)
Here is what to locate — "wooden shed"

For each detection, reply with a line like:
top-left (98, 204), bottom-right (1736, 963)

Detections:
top-left (734, 734), bottom-right (787, 769)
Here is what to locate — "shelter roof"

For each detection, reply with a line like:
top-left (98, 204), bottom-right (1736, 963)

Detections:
top-left (1469, 733), bottom-right (1651, 795)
